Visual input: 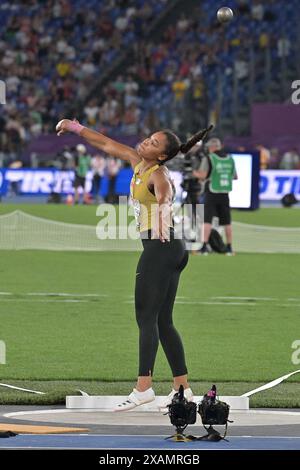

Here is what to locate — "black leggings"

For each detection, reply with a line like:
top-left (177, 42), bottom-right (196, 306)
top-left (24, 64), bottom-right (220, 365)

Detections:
top-left (135, 231), bottom-right (189, 377)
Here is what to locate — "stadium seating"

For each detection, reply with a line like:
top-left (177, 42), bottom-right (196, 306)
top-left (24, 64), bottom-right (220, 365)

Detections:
top-left (0, 0), bottom-right (167, 159)
top-left (0, 0), bottom-right (298, 166)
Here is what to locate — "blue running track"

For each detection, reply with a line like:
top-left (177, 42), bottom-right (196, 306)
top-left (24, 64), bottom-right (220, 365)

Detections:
top-left (0, 435), bottom-right (300, 450)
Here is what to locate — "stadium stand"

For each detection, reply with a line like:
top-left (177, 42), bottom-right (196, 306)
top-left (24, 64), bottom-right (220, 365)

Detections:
top-left (0, 0), bottom-right (299, 168)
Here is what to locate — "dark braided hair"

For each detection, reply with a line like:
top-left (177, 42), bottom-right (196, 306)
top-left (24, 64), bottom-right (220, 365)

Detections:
top-left (160, 125), bottom-right (213, 165)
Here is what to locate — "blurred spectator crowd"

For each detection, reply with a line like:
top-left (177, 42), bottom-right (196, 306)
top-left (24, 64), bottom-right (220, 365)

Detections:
top-left (0, 0), bottom-right (299, 170)
top-left (0, 0), bottom-right (167, 163)
top-left (129, 0), bottom-right (298, 138)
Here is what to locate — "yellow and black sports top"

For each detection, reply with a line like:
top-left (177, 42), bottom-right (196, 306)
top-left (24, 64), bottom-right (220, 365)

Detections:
top-left (130, 162), bottom-right (174, 232)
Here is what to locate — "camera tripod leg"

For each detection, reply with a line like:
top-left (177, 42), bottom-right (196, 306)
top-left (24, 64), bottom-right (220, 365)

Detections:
top-left (198, 425), bottom-right (229, 442)
top-left (165, 433), bottom-right (191, 442)
top-left (165, 426), bottom-right (193, 442)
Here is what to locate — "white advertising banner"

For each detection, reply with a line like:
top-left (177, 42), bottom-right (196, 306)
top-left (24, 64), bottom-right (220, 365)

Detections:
top-left (260, 170), bottom-right (300, 200)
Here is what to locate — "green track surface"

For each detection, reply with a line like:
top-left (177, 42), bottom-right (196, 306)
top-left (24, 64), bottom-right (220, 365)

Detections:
top-left (0, 204), bottom-right (299, 406)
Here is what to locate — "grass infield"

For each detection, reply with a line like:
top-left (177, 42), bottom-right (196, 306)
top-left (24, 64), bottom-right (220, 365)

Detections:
top-left (0, 203), bottom-right (299, 227)
top-left (0, 204), bottom-right (299, 406)
top-left (0, 380), bottom-right (299, 408)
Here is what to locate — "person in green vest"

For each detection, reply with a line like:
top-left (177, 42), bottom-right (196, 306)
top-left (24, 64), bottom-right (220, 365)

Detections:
top-left (73, 143), bottom-right (91, 204)
top-left (193, 137), bottom-right (237, 255)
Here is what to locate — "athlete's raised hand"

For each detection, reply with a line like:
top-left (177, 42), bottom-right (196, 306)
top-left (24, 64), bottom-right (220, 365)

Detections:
top-left (56, 119), bottom-right (83, 136)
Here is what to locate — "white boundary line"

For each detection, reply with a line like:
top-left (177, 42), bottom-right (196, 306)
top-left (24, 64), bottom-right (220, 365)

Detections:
top-left (211, 296), bottom-right (278, 301)
top-left (0, 383), bottom-right (45, 395)
top-left (0, 293), bottom-right (296, 303)
top-left (0, 292), bottom-right (107, 297)
top-left (233, 221), bottom-right (300, 231)
top-left (0, 299), bottom-right (90, 303)
top-left (27, 293), bottom-right (107, 297)
top-left (242, 369), bottom-right (300, 397)
top-left (175, 301), bottom-right (257, 306)
top-left (0, 292), bottom-right (108, 303)
top-left (123, 300), bottom-right (258, 306)
top-left (281, 304), bottom-right (300, 307)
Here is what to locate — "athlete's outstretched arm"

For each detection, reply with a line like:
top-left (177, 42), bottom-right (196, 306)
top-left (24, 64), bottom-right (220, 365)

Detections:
top-left (56, 119), bottom-right (141, 168)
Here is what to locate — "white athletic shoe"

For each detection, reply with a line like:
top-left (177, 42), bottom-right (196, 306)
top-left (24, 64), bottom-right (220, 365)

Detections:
top-left (114, 387), bottom-right (155, 412)
top-left (159, 387), bottom-right (194, 412)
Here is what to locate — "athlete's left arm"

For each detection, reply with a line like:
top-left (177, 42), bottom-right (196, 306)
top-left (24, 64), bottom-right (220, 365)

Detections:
top-left (151, 168), bottom-right (173, 243)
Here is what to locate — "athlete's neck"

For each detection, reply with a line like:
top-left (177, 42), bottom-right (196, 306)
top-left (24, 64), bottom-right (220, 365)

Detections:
top-left (138, 160), bottom-right (158, 174)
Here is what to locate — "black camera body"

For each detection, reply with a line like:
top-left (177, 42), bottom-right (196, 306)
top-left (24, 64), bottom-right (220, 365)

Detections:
top-left (166, 384), bottom-right (231, 442)
top-left (180, 148), bottom-right (204, 194)
top-left (198, 397), bottom-right (230, 426)
top-left (167, 386), bottom-right (197, 431)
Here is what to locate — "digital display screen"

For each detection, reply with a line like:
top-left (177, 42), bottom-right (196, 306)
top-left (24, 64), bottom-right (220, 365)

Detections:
top-left (229, 153), bottom-right (253, 209)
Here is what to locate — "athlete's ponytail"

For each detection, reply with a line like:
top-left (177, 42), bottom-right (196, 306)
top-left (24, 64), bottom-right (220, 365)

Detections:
top-left (161, 125), bottom-right (213, 165)
top-left (180, 125), bottom-right (213, 154)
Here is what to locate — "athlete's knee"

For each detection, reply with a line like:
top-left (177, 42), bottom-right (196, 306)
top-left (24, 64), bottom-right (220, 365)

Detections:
top-left (136, 308), bottom-right (157, 330)
top-left (135, 297), bottom-right (148, 326)
top-left (158, 319), bottom-right (174, 338)
top-left (135, 310), bottom-right (147, 328)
